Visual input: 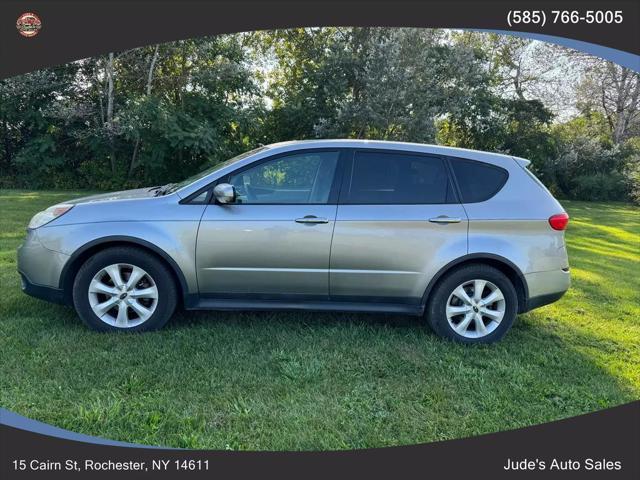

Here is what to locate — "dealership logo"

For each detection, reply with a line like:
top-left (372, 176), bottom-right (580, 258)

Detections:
top-left (16, 12), bottom-right (42, 38)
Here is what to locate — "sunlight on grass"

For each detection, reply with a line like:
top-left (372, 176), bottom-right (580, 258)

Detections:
top-left (567, 243), bottom-right (638, 262)
top-left (569, 267), bottom-right (606, 285)
top-left (0, 192), bottom-right (638, 450)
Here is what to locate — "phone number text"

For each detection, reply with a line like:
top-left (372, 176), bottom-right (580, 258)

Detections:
top-left (507, 10), bottom-right (623, 27)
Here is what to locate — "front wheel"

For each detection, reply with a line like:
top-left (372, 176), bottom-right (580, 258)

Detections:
top-left (73, 247), bottom-right (177, 332)
top-left (426, 264), bottom-right (518, 344)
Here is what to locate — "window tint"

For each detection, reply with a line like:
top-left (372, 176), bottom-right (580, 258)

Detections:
top-left (228, 151), bottom-right (339, 204)
top-left (450, 158), bottom-right (508, 203)
top-left (343, 151), bottom-right (454, 204)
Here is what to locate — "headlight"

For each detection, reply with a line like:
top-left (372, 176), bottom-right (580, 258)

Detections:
top-left (28, 204), bottom-right (74, 229)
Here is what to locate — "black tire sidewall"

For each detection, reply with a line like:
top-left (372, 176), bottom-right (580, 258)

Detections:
top-left (427, 264), bottom-right (518, 344)
top-left (73, 247), bottom-right (177, 332)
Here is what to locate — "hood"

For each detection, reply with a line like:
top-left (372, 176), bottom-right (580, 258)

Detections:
top-left (65, 188), bottom-right (158, 205)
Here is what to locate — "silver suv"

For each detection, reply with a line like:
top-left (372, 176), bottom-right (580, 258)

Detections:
top-left (18, 140), bottom-right (570, 343)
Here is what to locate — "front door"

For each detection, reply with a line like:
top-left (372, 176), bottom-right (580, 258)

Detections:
top-left (329, 149), bottom-right (468, 303)
top-left (196, 150), bottom-right (341, 298)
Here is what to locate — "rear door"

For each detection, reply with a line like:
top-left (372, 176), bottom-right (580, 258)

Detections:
top-left (329, 149), bottom-right (468, 303)
top-left (196, 149), bottom-right (343, 298)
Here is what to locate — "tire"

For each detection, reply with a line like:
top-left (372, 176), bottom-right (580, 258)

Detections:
top-left (426, 264), bottom-right (518, 344)
top-left (72, 247), bottom-right (178, 332)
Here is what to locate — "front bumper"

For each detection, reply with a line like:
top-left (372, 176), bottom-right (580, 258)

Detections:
top-left (19, 272), bottom-right (66, 304)
top-left (17, 228), bottom-right (70, 304)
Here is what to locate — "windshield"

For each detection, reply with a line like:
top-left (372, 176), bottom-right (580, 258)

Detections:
top-left (168, 146), bottom-right (268, 193)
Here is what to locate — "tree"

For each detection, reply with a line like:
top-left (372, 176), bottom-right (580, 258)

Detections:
top-left (260, 28), bottom-right (491, 143)
top-left (576, 62), bottom-right (640, 144)
top-left (0, 64), bottom-right (83, 187)
top-left (0, 35), bottom-right (265, 189)
top-left (437, 97), bottom-right (555, 164)
top-left (0, 28), bottom-right (637, 203)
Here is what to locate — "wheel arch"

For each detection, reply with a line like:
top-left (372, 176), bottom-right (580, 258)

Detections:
top-left (421, 253), bottom-right (529, 313)
top-left (59, 236), bottom-right (191, 307)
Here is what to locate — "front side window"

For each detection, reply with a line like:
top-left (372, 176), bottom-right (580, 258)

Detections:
top-left (227, 151), bottom-right (339, 204)
top-left (342, 151), bottom-right (455, 204)
top-left (172, 146), bottom-right (268, 193)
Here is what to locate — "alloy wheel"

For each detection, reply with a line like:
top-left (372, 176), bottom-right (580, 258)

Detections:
top-left (445, 279), bottom-right (506, 339)
top-left (87, 263), bottom-right (158, 328)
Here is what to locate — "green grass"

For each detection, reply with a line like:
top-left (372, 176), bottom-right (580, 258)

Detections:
top-left (1, 190), bottom-right (638, 450)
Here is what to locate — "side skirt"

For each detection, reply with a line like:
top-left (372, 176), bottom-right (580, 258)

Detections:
top-left (187, 298), bottom-right (424, 316)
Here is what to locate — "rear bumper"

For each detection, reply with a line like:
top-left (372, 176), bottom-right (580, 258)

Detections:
top-left (523, 268), bottom-right (571, 312)
top-left (525, 290), bottom-right (567, 312)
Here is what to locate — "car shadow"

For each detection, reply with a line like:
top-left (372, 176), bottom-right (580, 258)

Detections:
top-left (171, 308), bottom-right (424, 330)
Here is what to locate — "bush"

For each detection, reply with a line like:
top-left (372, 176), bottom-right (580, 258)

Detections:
top-left (569, 172), bottom-right (629, 202)
top-left (625, 159), bottom-right (640, 204)
top-left (540, 131), bottom-right (638, 203)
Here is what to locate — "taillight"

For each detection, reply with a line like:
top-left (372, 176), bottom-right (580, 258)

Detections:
top-left (549, 212), bottom-right (569, 231)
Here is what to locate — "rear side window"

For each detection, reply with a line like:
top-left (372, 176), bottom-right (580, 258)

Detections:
top-left (450, 158), bottom-right (508, 203)
top-left (343, 151), bottom-right (456, 204)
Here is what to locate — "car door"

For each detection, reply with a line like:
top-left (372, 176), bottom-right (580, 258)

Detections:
top-left (196, 149), bottom-right (342, 298)
top-left (329, 149), bottom-right (468, 303)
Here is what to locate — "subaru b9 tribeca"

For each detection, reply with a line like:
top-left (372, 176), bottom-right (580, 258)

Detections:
top-left (17, 140), bottom-right (570, 343)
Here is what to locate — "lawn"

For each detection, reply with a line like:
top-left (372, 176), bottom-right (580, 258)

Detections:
top-left (0, 190), bottom-right (638, 450)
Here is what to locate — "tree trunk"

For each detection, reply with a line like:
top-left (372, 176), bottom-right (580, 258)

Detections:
top-left (128, 45), bottom-right (160, 178)
top-left (146, 45), bottom-right (160, 96)
top-left (612, 70), bottom-right (639, 144)
top-left (106, 52), bottom-right (116, 175)
top-left (599, 63), bottom-right (640, 145)
top-left (513, 61), bottom-right (526, 101)
top-left (129, 135), bottom-right (141, 178)
top-left (1, 119), bottom-right (11, 172)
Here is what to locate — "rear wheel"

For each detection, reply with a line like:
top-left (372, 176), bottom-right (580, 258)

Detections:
top-left (73, 247), bottom-right (177, 332)
top-left (426, 264), bottom-right (517, 344)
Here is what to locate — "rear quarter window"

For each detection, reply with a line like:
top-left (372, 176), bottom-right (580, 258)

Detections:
top-left (449, 158), bottom-right (508, 203)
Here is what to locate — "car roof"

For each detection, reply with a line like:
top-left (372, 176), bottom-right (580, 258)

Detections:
top-left (264, 139), bottom-right (516, 163)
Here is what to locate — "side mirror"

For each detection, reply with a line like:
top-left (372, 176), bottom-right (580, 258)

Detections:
top-left (213, 183), bottom-right (236, 204)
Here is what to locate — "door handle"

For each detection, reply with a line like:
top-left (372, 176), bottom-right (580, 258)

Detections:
top-left (295, 215), bottom-right (329, 224)
top-left (429, 216), bottom-right (462, 224)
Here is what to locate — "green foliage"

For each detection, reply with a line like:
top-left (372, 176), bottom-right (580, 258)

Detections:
top-left (570, 172), bottom-right (628, 202)
top-left (624, 139), bottom-right (640, 204)
top-left (0, 29), bottom-right (638, 202)
top-left (0, 37), bottom-right (264, 190)
top-left (437, 97), bottom-right (555, 164)
top-left (261, 28), bottom-right (491, 143)
top-left (535, 116), bottom-right (639, 202)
